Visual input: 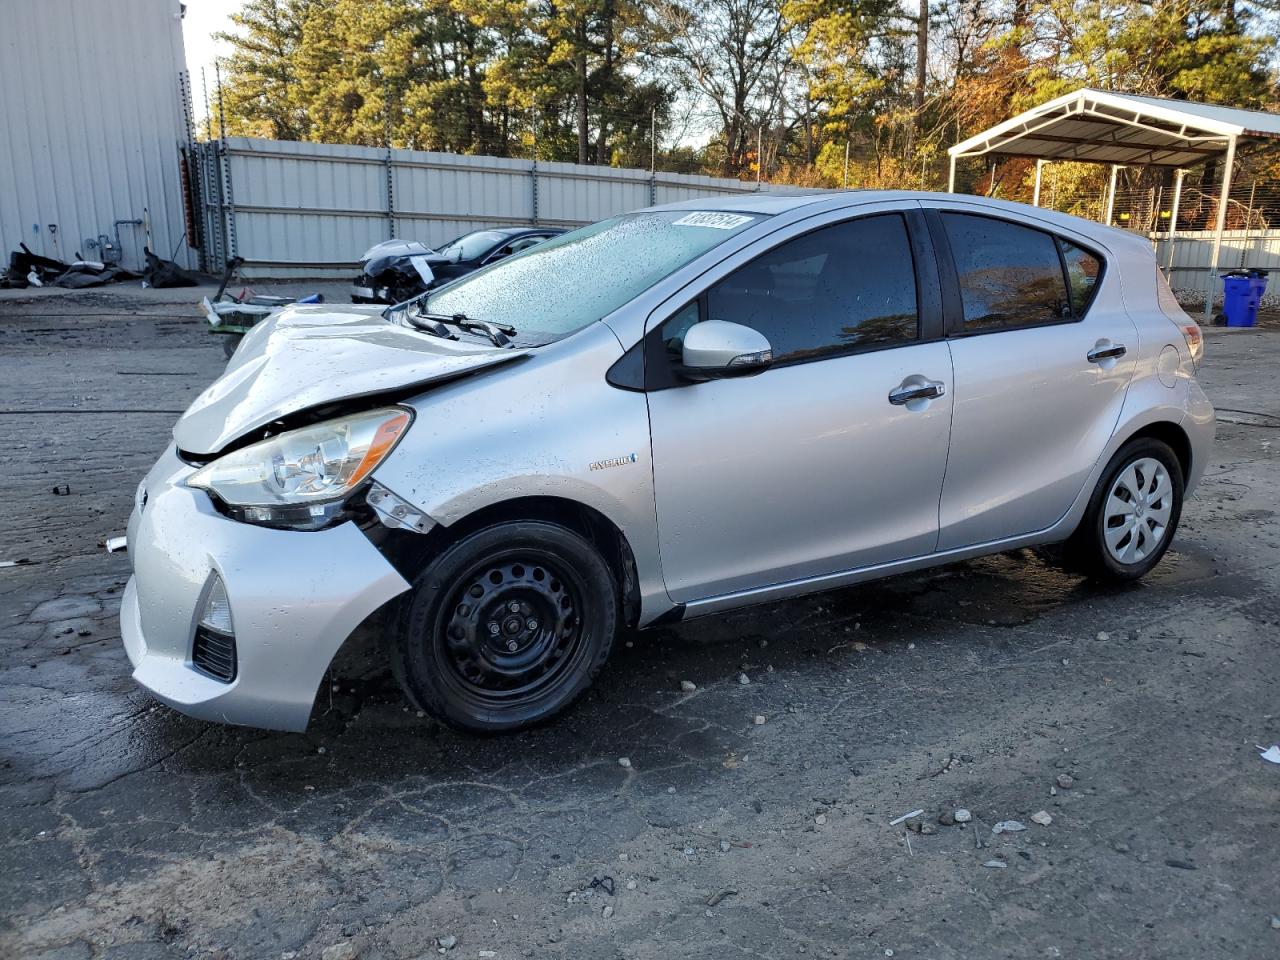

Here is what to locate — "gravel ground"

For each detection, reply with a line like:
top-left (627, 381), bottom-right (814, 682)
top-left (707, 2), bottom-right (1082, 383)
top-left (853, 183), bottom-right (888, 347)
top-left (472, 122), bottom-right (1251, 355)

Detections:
top-left (2, 289), bottom-right (1278, 960)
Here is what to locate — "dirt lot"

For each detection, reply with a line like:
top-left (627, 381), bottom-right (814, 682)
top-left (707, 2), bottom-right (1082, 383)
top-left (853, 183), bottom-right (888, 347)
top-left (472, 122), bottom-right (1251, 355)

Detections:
top-left (2, 287), bottom-right (1278, 960)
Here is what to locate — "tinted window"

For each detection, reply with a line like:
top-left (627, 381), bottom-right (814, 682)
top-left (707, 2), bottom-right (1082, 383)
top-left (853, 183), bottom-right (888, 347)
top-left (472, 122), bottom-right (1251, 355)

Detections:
top-left (1059, 239), bottom-right (1102, 316)
top-left (438, 230), bottom-right (509, 261)
top-left (681, 214), bottom-right (918, 364)
top-left (941, 213), bottom-right (1071, 332)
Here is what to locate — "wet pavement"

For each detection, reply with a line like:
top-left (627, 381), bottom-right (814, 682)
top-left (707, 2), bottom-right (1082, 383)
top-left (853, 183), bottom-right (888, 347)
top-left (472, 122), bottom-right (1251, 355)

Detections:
top-left (2, 290), bottom-right (1278, 959)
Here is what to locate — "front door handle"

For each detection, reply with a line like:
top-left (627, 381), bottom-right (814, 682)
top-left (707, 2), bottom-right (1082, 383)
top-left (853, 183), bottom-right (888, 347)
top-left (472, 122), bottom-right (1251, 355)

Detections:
top-left (1087, 342), bottom-right (1127, 363)
top-left (889, 378), bottom-right (946, 406)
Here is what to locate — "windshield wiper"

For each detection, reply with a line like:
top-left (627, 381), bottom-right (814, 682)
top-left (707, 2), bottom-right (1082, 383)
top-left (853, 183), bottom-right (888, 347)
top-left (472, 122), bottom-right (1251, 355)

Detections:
top-left (418, 311), bottom-right (516, 347)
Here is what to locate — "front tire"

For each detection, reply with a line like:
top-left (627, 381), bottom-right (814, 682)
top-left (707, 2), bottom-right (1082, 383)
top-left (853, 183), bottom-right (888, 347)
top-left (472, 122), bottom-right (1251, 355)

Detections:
top-left (1062, 437), bottom-right (1184, 581)
top-left (389, 521), bottom-right (617, 733)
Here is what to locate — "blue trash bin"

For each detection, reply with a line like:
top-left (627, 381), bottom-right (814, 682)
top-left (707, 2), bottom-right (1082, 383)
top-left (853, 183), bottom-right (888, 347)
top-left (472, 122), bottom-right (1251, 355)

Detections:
top-left (1221, 271), bottom-right (1263, 327)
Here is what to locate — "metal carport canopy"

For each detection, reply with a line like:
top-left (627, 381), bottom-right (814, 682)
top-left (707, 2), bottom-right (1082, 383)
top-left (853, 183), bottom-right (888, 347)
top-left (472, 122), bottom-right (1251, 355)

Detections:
top-left (946, 87), bottom-right (1280, 319)
top-left (947, 87), bottom-right (1280, 169)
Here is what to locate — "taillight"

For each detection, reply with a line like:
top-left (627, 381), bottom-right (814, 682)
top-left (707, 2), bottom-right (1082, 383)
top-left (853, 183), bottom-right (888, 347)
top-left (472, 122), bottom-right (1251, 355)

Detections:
top-left (1180, 322), bottom-right (1203, 366)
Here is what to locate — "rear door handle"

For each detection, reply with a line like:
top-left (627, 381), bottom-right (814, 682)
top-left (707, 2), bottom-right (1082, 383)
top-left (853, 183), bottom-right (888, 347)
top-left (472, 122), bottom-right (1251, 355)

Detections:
top-left (1087, 343), bottom-right (1127, 363)
top-left (888, 378), bottom-right (946, 406)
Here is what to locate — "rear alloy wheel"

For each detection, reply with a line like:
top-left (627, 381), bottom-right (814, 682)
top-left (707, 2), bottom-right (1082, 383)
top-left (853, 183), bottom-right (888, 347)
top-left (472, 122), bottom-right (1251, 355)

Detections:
top-left (1062, 437), bottom-right (1184, 581)
top-left (390, 521), bottom-right (617, 733)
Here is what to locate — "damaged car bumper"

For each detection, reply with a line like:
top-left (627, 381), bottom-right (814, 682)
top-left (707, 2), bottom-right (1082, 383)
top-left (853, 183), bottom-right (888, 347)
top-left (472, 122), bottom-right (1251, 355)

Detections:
top-left (121, 445), bottom-right (410, 732)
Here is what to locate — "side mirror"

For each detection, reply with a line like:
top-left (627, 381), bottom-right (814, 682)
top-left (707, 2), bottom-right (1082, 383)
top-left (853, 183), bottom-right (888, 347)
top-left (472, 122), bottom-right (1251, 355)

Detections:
top-left (679, 320), bottom-right (773, 381)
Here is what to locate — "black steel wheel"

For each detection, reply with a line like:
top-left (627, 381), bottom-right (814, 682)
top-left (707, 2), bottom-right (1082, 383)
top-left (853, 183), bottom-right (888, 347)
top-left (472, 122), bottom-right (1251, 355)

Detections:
top-left (389, 521), bottom-right (617, 732)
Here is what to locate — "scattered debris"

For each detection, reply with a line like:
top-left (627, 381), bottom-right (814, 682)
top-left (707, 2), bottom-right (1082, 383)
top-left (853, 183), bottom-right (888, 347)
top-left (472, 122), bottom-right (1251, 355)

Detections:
top-left (889, 808), bottom-right (925, 826)
top-left (680, 680), bottom-right (697, 693)
top-left (626, 879), bottom-right (637, 890)
top-left (435, 934), bottom-right (457, 951)
top-left (982, 859), bottom-right (1007, 869)
top-left (1258, 744), bottom-right (1280, 764)
top-left (589, 876), bottom-right (615, 896)
top-left (992, 820), bottom-right (1027, 835)
top-left (1165, 859), bottom-right (1197, 871)
top-left (142, 247), bottom-right (200, 288)
top-left (601, 904), bottom-right (614, 919)
top-left (738, 672), bottom-right (751, 685)
top-left (905, 817), bottom-right (922, 833)
top-left (1270, 916), bottom-right (1280, 930)
top-left (320, 943), bottom-right (358, 960)
top-left (51, 485), bottom-right (70, 496)
top-left (617, 757), bottom-right (631, 768)
top-left (719, 840), bottom-right (731, 852)
top-left (706, 888), bottom-right (738, 907)
top-left (1096, 631), bottom-right (1110, 641)
top-left (953, 809), bottom-right (972, 823)
top-left (103, 535), bottom-right (127, 553)
top-left (815, 814), bottom-right (827, 825)
top-left (1030, 810), bottom-right (1053, 826)
top-left (753, 715), bottom-right (766, 725)
top-left (1056, 773), bottom-right (1075, 789)
top-left (938, 810), bottom-right (956, 826)
top-left (0, 559), bottom-right (35, 568)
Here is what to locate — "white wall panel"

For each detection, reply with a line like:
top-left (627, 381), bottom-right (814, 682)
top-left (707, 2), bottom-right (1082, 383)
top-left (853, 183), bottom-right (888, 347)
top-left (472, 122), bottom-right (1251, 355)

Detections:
top-left (0, 0), bottom-right (193, 271)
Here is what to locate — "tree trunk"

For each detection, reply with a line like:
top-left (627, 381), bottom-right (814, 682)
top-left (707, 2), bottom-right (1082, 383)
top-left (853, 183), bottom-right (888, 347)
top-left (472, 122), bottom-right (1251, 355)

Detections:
top-left (595, 0), bottom-right (614, 164)
top-left (914, 0), bottom-right (927, 130)
top-left (576, 20), bottom-right (589, 166)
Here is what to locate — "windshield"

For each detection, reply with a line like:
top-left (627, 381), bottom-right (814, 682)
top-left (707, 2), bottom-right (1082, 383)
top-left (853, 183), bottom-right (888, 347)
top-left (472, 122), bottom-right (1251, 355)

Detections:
top-left (424, 210), bottom-right (766, 344)
top-left (436, 230), bottom-right (509, 261)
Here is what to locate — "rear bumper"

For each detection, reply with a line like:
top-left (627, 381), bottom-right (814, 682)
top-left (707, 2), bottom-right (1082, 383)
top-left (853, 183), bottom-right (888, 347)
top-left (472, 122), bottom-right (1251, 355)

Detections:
top-left (121, 445), bottom-right (410, 731)
top-left (1181, 379), bottom-right (1215, 496)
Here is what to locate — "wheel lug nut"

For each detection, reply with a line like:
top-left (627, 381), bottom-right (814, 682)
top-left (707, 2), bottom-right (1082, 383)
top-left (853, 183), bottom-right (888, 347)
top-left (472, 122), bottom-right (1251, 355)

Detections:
top-left (526, 618), bottom-right (538, 631)
top-left (508, 601), bottom-right (520, 613)
top-left (487, 622), bottom-right (500, 636)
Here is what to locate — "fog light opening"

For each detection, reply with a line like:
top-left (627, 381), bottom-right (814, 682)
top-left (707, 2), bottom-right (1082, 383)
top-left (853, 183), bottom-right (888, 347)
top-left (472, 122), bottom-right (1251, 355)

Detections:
top-left (192, 575), bottom-right (238, 683)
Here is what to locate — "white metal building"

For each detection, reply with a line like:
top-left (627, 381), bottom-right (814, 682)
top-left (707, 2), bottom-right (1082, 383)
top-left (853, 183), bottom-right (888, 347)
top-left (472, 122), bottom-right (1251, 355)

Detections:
top-left (0, 0), bottom-right (194, 271)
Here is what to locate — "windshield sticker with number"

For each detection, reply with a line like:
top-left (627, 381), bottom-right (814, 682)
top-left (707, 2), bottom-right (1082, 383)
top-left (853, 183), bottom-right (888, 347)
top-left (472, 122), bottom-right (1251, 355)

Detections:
top-left (672, 212), bottom-right (755, 230)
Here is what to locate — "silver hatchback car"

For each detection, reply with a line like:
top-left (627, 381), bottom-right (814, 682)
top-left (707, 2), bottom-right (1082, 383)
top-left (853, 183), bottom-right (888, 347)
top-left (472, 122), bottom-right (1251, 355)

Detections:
top-left (122, 191), bottom-right (1214, 733)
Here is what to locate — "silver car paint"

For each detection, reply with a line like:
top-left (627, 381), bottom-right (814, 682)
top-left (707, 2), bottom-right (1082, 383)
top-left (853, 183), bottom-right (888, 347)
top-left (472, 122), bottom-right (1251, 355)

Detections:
top-left (123, 189), bottom-right (1215, 731)
top-left (122, 445), bottom-right (409, 732)
top-left (175, 304), bottom-right (526, 455)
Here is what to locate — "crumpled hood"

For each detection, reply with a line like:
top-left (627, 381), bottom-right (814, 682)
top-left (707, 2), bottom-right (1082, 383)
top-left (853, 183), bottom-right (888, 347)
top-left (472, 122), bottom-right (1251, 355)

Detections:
top-left (174, 304), bottom-right (526, 455)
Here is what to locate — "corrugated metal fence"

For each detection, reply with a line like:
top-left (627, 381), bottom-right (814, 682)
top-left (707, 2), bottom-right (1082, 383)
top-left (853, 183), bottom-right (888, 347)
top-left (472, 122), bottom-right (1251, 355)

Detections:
top-left (193, 137), bottom-right (820, 277)
top-left (1152, 229), bottom-right (1280, 291)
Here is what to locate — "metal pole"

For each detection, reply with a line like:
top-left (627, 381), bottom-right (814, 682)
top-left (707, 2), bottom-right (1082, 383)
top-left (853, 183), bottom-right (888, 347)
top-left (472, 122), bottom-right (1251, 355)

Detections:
top-left (1104, 164), bottom-right (1120, 225)
top-left (1032, 159), bottom-right (1044, 207)
top-left (757, 125), bottom-right (763, 184)
top-left (650, 108), bottom-right (657, 205)
top-left (1205, 136), bottom-right (1237, 322)
top-left (843, 142), bottom-right (850, 189)
top-left (947, 154), bottom-right (956, 193)
top-left (1242, 180), bottom-right (1257, 268)
top-left (1166, 168), bottom-right (1184, 273)
top-left (530, 106), bottom-right (539, 226)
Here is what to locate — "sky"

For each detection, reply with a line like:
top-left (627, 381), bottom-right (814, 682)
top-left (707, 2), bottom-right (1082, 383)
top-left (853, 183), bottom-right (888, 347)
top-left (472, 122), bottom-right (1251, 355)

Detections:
top-left (181, 0), bottom-right (240, 124)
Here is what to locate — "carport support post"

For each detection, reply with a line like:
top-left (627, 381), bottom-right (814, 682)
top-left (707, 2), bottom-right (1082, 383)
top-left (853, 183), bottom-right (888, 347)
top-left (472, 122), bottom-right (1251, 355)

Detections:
top-left (1104, 164), bottom-right (1120, 225)
top-left (1166, 168), bottom-right (1185, 273)
top-left (1204, 135), bottom-right (1238, 322)
top-left (947, 154), bottom-right (956, 193)
top-left (1032, 159), bottom-right (1045, 207)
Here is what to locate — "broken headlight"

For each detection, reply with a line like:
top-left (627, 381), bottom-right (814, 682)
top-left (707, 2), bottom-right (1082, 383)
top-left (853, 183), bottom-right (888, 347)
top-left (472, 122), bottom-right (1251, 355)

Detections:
top-left (187, 407), bottom-right (412, 529)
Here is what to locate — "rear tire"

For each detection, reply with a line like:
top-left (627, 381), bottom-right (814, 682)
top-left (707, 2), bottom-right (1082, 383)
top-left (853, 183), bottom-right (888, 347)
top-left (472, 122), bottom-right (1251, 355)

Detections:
top-left (1061, 437), bottom-right (1184, 581)
top-left (389, 521), bottom-right (617, 733)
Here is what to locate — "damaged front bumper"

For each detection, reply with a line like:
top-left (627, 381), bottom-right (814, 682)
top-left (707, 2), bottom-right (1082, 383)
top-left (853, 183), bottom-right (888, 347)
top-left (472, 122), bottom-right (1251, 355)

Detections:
top-left (121, 445), bottom-right (410, 732)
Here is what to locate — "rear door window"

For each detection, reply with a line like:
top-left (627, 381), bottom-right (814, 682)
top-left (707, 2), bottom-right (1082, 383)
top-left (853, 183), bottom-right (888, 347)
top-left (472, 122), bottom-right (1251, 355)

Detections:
top-left (940, 213), bottom-right (1072, 333)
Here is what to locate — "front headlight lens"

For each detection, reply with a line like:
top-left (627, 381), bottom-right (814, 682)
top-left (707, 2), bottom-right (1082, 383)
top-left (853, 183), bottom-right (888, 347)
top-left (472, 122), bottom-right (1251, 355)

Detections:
top-left (187, 408), bottom-right (412, 518)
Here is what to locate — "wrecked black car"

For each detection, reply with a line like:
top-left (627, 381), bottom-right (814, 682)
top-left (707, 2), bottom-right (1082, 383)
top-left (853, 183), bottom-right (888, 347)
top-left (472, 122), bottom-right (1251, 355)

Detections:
top-left (351, 227), bottom-right (564, 304)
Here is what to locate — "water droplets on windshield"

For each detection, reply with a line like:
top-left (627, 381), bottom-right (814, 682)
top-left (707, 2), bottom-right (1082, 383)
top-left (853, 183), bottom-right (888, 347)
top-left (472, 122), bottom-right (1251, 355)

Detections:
top-left (425, 211), bottom-right (762, 344)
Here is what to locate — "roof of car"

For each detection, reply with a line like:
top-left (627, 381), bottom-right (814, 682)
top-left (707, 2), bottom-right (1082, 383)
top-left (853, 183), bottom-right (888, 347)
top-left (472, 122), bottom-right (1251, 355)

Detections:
top-left (648, 189), bottom-right (1150, 256)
